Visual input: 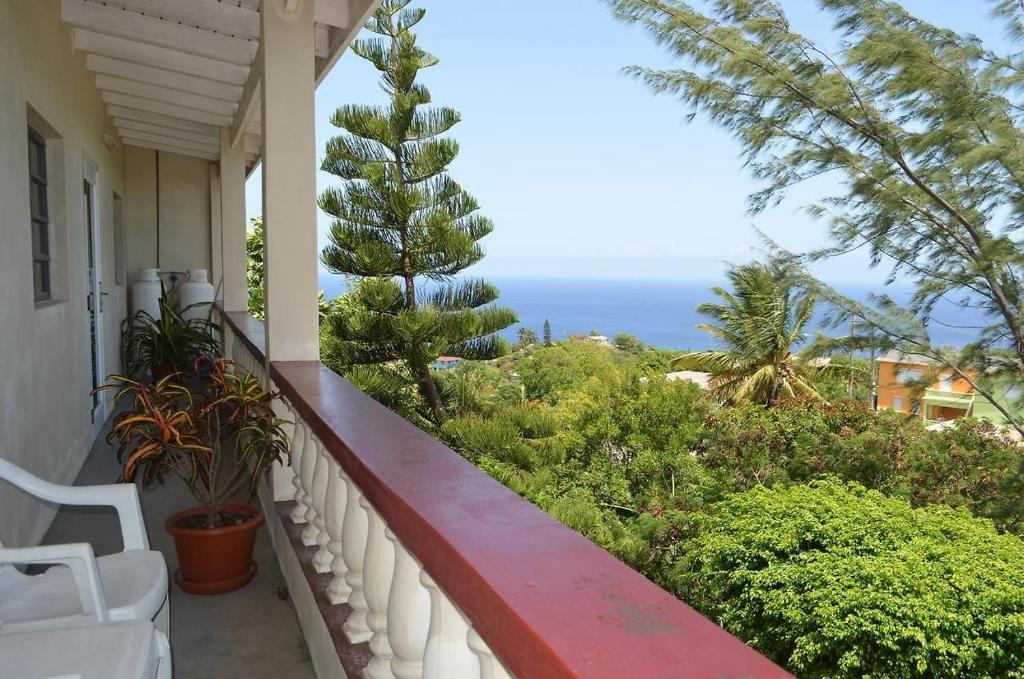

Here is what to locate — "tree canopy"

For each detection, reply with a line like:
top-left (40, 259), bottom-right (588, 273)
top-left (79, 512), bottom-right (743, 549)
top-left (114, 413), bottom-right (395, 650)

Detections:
top-left (607, 0), bottom-right (1024, 432)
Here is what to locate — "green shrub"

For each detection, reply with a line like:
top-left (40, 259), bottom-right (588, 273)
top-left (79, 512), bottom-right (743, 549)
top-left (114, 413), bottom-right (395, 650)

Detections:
top-left (674, 480), bottom-right (1024, 678)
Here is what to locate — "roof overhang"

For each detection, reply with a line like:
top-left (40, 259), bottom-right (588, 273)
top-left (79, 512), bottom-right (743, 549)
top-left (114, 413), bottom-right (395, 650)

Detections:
top-left (61, 0), bottom-right (377, 171)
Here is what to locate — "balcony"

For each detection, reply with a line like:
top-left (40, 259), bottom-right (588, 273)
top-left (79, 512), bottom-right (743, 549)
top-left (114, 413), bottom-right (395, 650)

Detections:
top-left (1, 1), bottom-right (792, 676)
top-left (923, 388), bottom-right (974, 422)
top-left (215, 311), bottom-right (793, 677)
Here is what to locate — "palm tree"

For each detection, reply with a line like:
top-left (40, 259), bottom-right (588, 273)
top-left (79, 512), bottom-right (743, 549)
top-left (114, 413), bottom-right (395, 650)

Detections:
top-left (679, 262), bottom-right (825, 406)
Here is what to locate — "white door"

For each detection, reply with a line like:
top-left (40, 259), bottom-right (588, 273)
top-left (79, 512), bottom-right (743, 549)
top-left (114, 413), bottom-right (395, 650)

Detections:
top-left (83, 156), bottom-right (105, 438)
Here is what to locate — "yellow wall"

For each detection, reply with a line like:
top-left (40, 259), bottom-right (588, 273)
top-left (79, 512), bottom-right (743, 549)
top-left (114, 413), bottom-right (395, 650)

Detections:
top-left (875, 360), bottom-right (974, 419)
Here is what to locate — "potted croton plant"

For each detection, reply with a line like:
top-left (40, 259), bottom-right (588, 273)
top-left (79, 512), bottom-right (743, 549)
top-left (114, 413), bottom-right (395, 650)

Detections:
top-left (100, 357), bottom-right (290, 594)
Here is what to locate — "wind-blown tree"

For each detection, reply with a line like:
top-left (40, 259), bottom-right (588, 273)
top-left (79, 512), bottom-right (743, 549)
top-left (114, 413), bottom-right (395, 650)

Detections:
top-left (680, 262), bottom-right (835, 406)
top-left (320, 0), bottom-right (516, 424)
top-left (608, 0), bottom-right (1024, 433)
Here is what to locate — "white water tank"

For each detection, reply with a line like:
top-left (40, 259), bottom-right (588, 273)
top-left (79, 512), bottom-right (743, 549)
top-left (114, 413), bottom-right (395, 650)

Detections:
top-left (180, 269), bottom-right (215, 321)
top-left (131, 268), bottom-right (162, 320)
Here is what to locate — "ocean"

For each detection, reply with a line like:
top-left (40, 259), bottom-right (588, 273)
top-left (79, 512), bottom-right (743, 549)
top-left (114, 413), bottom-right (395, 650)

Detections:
top-left (317, 274), bottom-right (985, 351)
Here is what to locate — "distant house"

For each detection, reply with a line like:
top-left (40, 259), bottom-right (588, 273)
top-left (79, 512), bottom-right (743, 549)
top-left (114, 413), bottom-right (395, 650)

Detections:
top-left (585, 335), bottom-right (610, 346)
top-left (874, 351), bottom-right (1021, 425)
top-left (666, 370), bottom-right (712, 390)
top-left (430, 355), bottom-right (461, 371)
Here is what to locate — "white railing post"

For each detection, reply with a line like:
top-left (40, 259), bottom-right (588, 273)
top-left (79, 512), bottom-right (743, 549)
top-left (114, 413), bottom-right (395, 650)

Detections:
top-left (421, 572), bottom-right (480, 679)
top-left (310, 448), bottom-right (332, 572)
top-left (467, 628), bottom-right (513, 679)
top-left (341, 474), bottom-right (372, 642)
top-left (362, 499), bottom-right (396, 678)
top-left (386, 531), bottom-right (430, 679)
top-left (299, 431), bottom-right (320, 546)
top-left (325, 465), bottom-right (351, 605)
top-left (288, 419), bottom-right (309, 524)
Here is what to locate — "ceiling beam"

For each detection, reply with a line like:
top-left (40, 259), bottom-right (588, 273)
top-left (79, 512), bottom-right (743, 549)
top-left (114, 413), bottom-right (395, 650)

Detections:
top-left (315, 26), bottom-right (331, 58)
top-left (61, 0), bottom-right (256, 66)
top-left (114, 118), bottom-right (218, 146)
top-left (316, 0), bottom-right (379, 84)
top-left (102, 92), bottom-right (233, 127)
top-left (114, 118), bottom-right (262, 155)
top-left (315, 0), bottom-right (350, 28)
top-left (86, 54), bottom-right (241, 102)
top-left (229, 41), bottom-right (262, 150)
top-left (123, 138), bottom-right (218, 161)
top-left (72, 29), bottom-right (247, 85)
top-left (118, 129), bottom-right (219, 155)
top-left (97, 0), bottom-right (260, 40)
top-left (106, 105), bottom-right (219, 136)
top-left (95, 74), bottom-right (238, 116)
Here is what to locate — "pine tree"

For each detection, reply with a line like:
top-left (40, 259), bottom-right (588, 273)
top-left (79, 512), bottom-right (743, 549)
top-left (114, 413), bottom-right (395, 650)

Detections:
top-left (320, 0), bottom-right (516, 424)
top-left (543, 319), bottom-right (552, 346)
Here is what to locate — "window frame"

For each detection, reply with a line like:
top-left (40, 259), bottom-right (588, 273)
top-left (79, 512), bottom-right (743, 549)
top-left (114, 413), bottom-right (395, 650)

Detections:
top-left (28, 125), bottom-right (51, 303)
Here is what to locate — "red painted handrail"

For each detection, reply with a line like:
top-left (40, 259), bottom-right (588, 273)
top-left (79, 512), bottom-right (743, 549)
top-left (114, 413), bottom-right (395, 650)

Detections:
top-left (222, 311), bottom-right (792, 679)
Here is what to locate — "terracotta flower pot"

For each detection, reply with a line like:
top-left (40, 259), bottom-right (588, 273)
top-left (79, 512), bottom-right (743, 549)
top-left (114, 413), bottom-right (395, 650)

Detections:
top-left (165, 504), bottom-right (264, 595)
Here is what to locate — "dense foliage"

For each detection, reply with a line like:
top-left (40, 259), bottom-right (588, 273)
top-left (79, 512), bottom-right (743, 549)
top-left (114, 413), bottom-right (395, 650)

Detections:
top-left (429, 339), bottom-right (1024, 677)
top-left (679, 481), bottom-right (1024, 677)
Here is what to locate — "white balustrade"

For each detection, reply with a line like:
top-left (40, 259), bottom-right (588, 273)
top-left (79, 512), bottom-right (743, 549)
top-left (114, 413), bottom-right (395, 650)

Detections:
top-left (222, 319), bottom-right (517, 678)
top-left (288, 419), bottom-right (309, 524)
top-left (310, 448), bottom-right (332, 572)
top-left (299, 430), bottom-right (321, 546)
top-left (340, 473), bottom-right (372, 642)
top-left (468, 628), bottom-right (513, 679)
top-left (421, 572), bottom-right (480, 679)
top-left (362, 498), bottom-right (396, 678)
top-left (325, 465), bottom-right (351, 605)
top-left (386, 530), bottom-right (430, 679)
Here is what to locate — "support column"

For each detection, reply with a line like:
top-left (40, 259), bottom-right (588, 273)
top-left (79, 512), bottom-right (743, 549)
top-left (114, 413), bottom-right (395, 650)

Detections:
top-left (260, 0), bottom-right (319, 361)
top-left (209, 165), bottom-right (223, 304)
top-left (220, 128), bottom-right (248, 312)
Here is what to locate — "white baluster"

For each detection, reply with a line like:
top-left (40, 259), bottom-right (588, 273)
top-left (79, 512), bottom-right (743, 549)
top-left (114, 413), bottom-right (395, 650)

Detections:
top-left (362, 499), bottom-right (396, 679)
top-left (386, 531), bottom-right (430, 679)
top-left (341, 474), bottom-right (372, 642)
top-left (421, 572), bottom-right (479, 679)
top-left (325, 466), bottom-right (351, 605)
top-left (300, 431), bottom-right (320, 545)
top-left (467, 628), bottom-right (513, 679)
top-left (310, 448), bottom-right (332, 569)
top-left (289, 419), bottom-right (309, 524)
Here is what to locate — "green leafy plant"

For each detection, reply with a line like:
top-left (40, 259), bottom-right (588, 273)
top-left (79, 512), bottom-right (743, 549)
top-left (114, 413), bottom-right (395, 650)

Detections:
top-left (674, 480), bottom-right (1024, 678)
top-left (121, 292), bottom-right (221, 379)
top-left (99, 357), bottom-right (290, 528)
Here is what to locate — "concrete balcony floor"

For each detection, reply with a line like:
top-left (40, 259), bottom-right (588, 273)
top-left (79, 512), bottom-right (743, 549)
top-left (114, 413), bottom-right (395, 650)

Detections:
top-left (40, 412), bottom-right (315, 679)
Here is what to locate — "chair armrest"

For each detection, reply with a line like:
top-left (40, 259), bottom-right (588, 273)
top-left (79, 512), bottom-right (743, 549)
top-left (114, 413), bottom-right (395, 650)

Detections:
top-left (0, 459), bottom-right (149, 551)
top-left (0, 543), bottom-right (109, 622)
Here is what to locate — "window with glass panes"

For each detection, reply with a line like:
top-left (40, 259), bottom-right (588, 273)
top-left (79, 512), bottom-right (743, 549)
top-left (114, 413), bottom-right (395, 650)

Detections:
top-left (28, 127), bottom-right (50, 302)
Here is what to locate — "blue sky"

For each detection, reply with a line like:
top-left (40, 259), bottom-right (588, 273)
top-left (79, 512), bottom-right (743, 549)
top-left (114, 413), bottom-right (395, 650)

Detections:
top-left (246, 0), bottom-right (1011, 284)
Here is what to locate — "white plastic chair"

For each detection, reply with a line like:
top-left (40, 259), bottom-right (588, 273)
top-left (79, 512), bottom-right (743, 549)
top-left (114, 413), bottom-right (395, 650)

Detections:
top-left (0, 458), bottom-right (169, 636)
top-left (0, 619), bottom-right (171, 679)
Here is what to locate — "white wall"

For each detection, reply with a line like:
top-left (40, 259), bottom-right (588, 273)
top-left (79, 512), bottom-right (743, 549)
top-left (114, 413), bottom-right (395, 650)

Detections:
top-left (0, 0), bottom-right (127, 547)
top-left (124, 145), bottom-right (213, 291)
